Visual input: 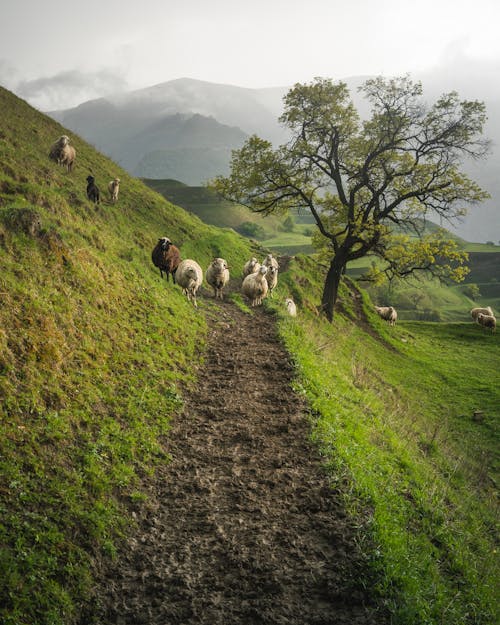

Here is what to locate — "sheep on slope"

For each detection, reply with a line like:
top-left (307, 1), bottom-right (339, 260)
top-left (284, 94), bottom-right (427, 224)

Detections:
top-left (477, 312), bottom-right (496, 333)
top-left (176, 259), bottom-right (203, 307)
top-left (108, 178), bottom-right (120, 203)
top-left (86, 175), bottom-right (100, 204)
top-left (49, 135), bottom-right (76, 172)
top-left (285, 297), bottom-right (297, 317)
top-left (262, 253), bottom-right (279, 271)
top-left (243, 257), bottom-right (261, 278)
top-left (265, 264), bottom-right (278, 297)
top-left (151, 237), bottom-right (181, 282)
top-left (375, 305), bottom-right (398, 326)
top-left (206, 257), bottom-right (230, 299)
top-left (471, 306), bottom-right (493, 322)
top-left (242, 265), bottom-right (269, 307)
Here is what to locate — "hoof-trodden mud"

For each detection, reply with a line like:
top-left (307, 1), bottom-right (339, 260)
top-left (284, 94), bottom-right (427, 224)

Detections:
top-left (89, 296), bottom-right (388, 625)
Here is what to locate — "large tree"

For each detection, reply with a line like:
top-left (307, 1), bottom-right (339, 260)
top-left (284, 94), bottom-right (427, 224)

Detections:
top-left (211, 76), bottom-right (490, 320)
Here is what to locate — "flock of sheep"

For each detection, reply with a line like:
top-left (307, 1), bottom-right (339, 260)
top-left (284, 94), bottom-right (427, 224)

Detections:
top-left (49, 135), bottom-right (120, 205)
top-left (49, 135), bottom-right (495, 331)
top-left (151, 237), bottom-right (297, 315)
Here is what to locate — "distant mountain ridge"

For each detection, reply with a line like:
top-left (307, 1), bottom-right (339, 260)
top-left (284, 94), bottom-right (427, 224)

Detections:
top-left (49, 76), bottom-right (499, 242)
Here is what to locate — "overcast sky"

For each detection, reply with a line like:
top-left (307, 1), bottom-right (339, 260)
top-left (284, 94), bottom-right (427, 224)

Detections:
top-left (1, 0), bottom-right (500, 110)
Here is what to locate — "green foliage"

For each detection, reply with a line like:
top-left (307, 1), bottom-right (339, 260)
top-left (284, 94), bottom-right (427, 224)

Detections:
top-left (236, 220), bottom-right (267, 239)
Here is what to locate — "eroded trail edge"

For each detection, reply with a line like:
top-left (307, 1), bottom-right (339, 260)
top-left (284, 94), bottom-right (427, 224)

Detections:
top-left (92, 299), bottom-right (387, 625)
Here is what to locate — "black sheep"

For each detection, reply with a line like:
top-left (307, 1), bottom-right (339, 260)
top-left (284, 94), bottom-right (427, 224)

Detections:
top-left (86, 175), bottom-right (100, 204)
top-left (151, 237), bottom-right (181, 283)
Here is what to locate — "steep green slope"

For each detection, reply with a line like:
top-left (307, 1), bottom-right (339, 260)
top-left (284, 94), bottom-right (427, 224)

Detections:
top-left (0, 87), bottom-right (254, 625)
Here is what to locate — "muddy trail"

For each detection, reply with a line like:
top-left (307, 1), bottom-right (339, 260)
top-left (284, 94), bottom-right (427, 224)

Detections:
top-left (88, 291), bottom-right (388, 624)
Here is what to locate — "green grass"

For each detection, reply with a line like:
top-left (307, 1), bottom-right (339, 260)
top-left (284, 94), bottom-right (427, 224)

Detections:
top-left (271, 256), bottom-right (499, 625)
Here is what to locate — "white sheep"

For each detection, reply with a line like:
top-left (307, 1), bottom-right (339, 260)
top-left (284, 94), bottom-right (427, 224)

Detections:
top-left (265, 264), bottom-right (278, 297)
top-left (471, 306), bottom-right (493, 322)
top-left (175, 259), bottom-right (203, 308)
top-left (476, 312), bottom-right (496, 333)
top-left (243, 257), bottom-right (261, 278)
top-left (49, 135), bottom-right (76, 172)
top-left (262, 253), bottom-right (279, 271)
top-left (206, 257), bottom-right (230, 299)
top-left (242, 265), bottom-right (269, 306)
top-left (285, 297), bottom-right (297, 317)
top-left (108, 178), bottom-right (120, 203)
top-left (375, 305), bottom-right (397, 326)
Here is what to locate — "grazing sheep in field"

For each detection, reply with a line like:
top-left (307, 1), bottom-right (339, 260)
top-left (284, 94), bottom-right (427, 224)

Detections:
top-left (242, 265), bottom-right (269, 306)
top-left (375, 305), bottom-right (398, 326)
top-left (285, 297), bottom-right (297, 317)
top-left (151, 237), bottom-right (181, 282)
top-left (265, 264), bottom-right (278, 296)
top-left (471, 306), bottom-right (493, 322)
top-left (477, 312), bottom-right (496, 333)
top-left (206, 257), bottom-right (230, 299)
top-left (243, 257), bottom-right (261, 278)
top-left (49, 135), bottom-right (76, 172)
top-left (176, 259), bottom-right (203, 307)
top-left (86, 175), bottom-right (100, 204)
top-left (108, 178), bottom-right (120, 203)
top-left (262, 253), bottom-right (279, 271)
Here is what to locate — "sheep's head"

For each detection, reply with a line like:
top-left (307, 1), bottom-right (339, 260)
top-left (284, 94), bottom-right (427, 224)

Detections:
top-left (59, 135), bottom-right (70, 146)
top-left (259, 265), bottom-right (268, 276)
top-left (160, 237), bottom-right (171, 250)
top-left (86, 175), bottom-right (94, 183)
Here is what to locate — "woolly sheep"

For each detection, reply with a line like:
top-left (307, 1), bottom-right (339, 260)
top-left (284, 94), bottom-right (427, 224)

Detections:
top-left (285, 297), bottom-right (297, 317)
top-left (151, 237), bottom-right (181, 282)
top-left (108, 178), bottom-right (120, 203)
top-left (176, 259), bottom-right (203, 307)
top-left (49, 135), bottom-right (76, 172)
top-left (265, 264), bottom-right (278, 296)
top-left (242, 265), bottom-right (269, 307)
top-left (471, 306), bottom-right (493, 322)
top-left (262, 253), bottom-right (279, 271)
top-left (243, 257), bottom-right (261, 278)
top-left (86, 175), bottom-right (100, 204)
top-left (206, 257), bottom-right (230, 299)
top-left (375, 305), bottom-right (397, 326)
top-left (477, 312), bottom-right (496, 333)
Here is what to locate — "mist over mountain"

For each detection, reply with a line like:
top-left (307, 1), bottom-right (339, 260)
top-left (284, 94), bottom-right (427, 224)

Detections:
top-left (49, 75), bottom-right (499, 242)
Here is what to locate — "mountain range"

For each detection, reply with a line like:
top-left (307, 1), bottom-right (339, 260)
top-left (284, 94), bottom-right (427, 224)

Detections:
top-left (49, 76), bottom-right (499, 243)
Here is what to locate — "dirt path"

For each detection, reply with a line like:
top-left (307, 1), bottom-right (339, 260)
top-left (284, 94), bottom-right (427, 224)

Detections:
top-left (89, 293), bottom-right (388, 624)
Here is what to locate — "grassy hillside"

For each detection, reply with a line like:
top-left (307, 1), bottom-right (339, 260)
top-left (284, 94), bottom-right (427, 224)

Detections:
top-left (0, 86), bottom-right (254, 625)
top-left (272, 262), bottom-right (499, 625)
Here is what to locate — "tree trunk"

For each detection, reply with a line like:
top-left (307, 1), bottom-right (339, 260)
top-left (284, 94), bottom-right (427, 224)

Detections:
top-left (321, 255), bottom-right (346, 322)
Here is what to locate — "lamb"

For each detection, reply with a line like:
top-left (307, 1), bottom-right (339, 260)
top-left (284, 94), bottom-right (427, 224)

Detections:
top-left (476, 312), bottom-right (496, 333)
top-left (285, 297), bottom-right (297, 317)
top-left (86, 175), bottom-right (100, 204)
top-left (262, 253), bottom-right (279, 271)
top-left (471, 306), bottom-right (493, 322)
top-left (206, 257), bottom-right (230, 299)
top-left (108, 178), bottom-right (120, 203)
top-left (242, 265), bottom-right (269, 306)
top-left (151, 237), bottom-right (181, 282)
top-left (265, 264), bottom-right (278, 296)
top-left (375, 305), bottom-right (398, 326)
top-left (175, 259), bottom-right (203, 307)
top-left (49, 135), bottom-right (76, 172)
top-left (243, 257), bottom-right (261, 278)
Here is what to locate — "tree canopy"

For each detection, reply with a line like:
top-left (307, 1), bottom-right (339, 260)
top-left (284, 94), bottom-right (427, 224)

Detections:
top-left (211, 76), bottom-right (490, 320)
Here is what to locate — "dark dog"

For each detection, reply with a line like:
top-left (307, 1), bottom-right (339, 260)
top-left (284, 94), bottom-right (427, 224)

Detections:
top-left (86, 175), bottom-right (100, 204)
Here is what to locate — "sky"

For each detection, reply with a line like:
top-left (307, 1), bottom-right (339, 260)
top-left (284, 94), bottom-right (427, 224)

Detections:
top-left (1, 0), bottom-right (500, 110)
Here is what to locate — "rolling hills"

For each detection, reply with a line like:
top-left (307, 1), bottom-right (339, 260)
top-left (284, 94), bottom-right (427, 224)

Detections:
top-left (0, 85), bottom-right (498, 625)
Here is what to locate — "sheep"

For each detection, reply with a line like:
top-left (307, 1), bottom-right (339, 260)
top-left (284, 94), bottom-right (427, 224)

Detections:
top-left (242, 265), bottom-right (269, 307)
top-left (285, 297), bottom-right (297, 317)
top-left (49, 135), bottom-right (76, 172)
top-left (375, 305), bottom-right (397, 326)
top-left (151, 237), bottom-right (181, 283)
top-left (108, 178), bottom-right (120, 203)
top-left (265, 264), bottom-right (278, 297)
top-left (86, 175), bottom-right (100, 204)
top-left (243, 257), bottom-right (261, 278)
top-left (206, 257), bottom-right (230, 299)
top-left (262, 253), bottom-right (279, 271)
top-left (176, 259), bottom-right (203, 307)
top-left (476, 312), bottom-right (496, 333)
top-left (471, 306), bottom-right (493, 322)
